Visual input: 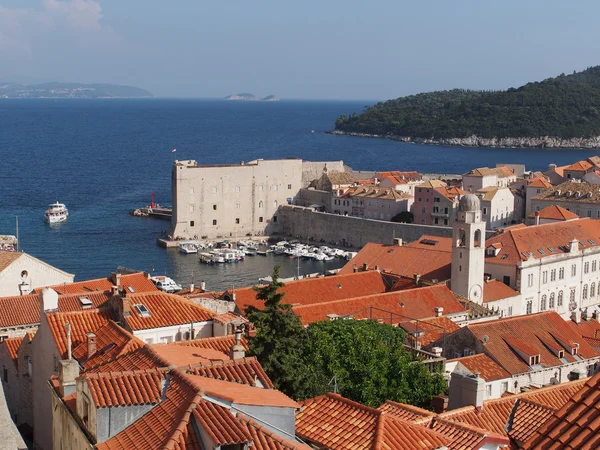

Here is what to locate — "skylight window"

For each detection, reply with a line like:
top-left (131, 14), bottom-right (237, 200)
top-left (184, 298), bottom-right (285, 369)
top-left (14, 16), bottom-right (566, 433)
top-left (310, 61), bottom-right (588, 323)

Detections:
top-left (538, 249), bottom-right (546, 255)
top-left (78, 297), bottom-right (92, 309)
top-left (134, 304), bottom-right (151, 317)
top-left (128, 286), bottom-right (135, 293)
top-left (589, 239), bottom-right (597, 245)
top-left (548, 247), bottom-right (556, 252)
top-left (501, 254), bottom-right (509, 260)
top-left (420, 239), bottom-right (439, 246)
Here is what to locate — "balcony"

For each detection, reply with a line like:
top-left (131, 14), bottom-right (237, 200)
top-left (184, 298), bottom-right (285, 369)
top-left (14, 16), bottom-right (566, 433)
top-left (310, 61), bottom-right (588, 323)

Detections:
top-left (431, 211), bottom-right (450, 218)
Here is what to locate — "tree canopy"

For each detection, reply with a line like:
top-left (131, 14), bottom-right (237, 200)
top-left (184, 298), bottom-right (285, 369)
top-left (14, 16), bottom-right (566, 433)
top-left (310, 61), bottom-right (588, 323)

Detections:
top-left (335, 66), bottom-right (600, 139)
top-left (246, 267), bottom-right (446, 408)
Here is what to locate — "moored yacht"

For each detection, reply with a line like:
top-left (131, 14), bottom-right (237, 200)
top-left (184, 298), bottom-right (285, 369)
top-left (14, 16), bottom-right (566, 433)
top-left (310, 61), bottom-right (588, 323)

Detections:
top-left (44, 202), bottom-right (69, 224)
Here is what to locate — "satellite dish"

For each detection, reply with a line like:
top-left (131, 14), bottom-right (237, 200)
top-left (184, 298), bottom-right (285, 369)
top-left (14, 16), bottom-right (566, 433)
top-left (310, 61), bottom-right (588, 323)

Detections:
top-left (482, 335), bottom-right (489, 344)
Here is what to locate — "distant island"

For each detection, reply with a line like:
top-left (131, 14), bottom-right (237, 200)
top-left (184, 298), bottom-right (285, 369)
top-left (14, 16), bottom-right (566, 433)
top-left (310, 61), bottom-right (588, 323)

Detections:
top-left (0, 82), bottom-right (153, 99)
top-left (332, 66), bottom-right (600, 148)
top-left (225, 93), bottom-right (280, 101)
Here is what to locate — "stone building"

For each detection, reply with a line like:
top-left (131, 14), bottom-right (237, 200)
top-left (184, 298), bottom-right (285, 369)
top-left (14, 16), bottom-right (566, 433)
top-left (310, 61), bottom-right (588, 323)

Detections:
top-left (413, 182), bottom-right (466, 226)
top-left (476, 187), bottom-right (516, 230)
top-left (531, 179), bottom-right (600, 219)
top-left (0, 251), bottom-right (73, 297)
top-left (462, 166), bottom-right (516, 192)
top-left (170, 159), bottom-right (346, 240)
top-left (333, 185), bottom-right (413, 220)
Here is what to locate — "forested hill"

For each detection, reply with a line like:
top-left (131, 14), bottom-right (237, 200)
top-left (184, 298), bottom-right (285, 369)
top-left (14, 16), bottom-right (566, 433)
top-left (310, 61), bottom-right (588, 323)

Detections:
top-left (335, 66), bottom-right (600, 139)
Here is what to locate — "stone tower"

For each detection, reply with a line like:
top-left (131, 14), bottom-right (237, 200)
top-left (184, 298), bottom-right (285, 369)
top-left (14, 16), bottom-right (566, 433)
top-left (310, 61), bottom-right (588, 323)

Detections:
top-left (451, 194), bottom-right (485, 303)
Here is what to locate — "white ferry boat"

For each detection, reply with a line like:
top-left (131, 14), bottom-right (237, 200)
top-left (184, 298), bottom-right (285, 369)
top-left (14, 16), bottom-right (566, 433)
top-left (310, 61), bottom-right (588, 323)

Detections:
top-left (150, 276), bottom-right (182, 293)
top-left (178, 241), bottom-right (198, 254)
top-left (44, 202), bottom-right (69, 224)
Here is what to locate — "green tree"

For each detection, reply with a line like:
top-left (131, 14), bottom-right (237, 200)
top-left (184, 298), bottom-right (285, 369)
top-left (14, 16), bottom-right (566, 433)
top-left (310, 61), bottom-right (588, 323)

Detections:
top-left (391, 211), bottom-right (414, 223)
top-left (245, 266), bottom-right (307, 395)
top-left (294, 320), bottom-right (446, 408)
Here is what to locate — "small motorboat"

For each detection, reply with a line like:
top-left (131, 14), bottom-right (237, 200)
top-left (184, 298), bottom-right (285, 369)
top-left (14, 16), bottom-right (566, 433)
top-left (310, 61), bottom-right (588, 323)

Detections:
top-left (45, 201), bottom-right (69, 224)
top-left (178, 242), bottom-right (198, 254)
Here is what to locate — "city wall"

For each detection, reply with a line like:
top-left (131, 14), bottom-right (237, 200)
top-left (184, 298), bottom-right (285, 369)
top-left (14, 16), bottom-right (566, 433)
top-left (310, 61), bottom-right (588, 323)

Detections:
top-left (274, 205), bottom-right (454, 247)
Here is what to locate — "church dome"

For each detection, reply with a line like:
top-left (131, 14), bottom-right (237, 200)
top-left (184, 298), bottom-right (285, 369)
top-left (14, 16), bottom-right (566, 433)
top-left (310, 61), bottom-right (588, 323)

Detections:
top-left (459, 193), bottom-right (481, 212)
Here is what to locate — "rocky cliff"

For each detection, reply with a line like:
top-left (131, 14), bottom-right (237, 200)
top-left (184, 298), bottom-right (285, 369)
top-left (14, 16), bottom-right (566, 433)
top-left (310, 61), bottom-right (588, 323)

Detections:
top-left (328, 130), bottom-right (600, 149)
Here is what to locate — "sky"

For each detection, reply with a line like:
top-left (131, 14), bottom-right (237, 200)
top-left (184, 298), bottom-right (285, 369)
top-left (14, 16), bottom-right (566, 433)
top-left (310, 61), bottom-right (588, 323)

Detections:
top-left (1, 0), bottom-right (600, 99)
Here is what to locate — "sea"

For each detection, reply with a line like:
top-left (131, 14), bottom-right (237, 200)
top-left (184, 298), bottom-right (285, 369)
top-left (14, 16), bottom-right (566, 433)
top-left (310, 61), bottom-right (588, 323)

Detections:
top-left (1, 98), bottom-right (599, 290)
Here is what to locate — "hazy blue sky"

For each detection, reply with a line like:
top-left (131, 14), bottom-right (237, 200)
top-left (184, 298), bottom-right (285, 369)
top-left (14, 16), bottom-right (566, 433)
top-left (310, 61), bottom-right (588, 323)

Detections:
top-left (1, 0), bottom-right (599, 99)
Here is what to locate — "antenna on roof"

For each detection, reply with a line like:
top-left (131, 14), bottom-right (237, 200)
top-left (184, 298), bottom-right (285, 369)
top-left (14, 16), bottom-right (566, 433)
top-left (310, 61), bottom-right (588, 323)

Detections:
top-left (328, 375), bottom-right (338, 394)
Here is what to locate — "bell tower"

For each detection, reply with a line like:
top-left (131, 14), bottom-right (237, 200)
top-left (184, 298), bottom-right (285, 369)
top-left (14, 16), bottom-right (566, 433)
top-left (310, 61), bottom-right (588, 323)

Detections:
top-left (451, 194), bottom-right (485, 303)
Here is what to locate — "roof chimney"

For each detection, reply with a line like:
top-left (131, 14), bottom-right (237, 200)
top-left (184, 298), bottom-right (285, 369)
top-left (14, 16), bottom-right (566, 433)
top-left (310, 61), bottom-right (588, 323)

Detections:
top-left (435, 307), bottom-right (444, 317)
top-left (230, 328), bottom-right (245, 360)
top-left (431, 347), bottom-right (443, 357)
top-left (200, 281), bottom-right (206, 292)
top-left (353, 265), bottom-right (358, 273)
top-left (549, 163), bottom-right (557, 171)
top-left (535, 211), bottom-right (540, 226)
top-left (414, 274), bottom-right (421, 286)
top-left (122, 296), bottom-right (131, 317)
top-left (40, 288), bottom-right (59, 314)
top-left (111, 272), bottom-right (122, 287)
top-left (66, 322), bottom-right (72, 360)
top-left (111, 285), bottom-right (119, 297)
top-left (189, 283), bottom-right (194, 293)
top-left (86, 332), bottom-right (97, 360)
top-left (448, 370), bottom-right (486, 411)
top-left (572, 309), bottom-right (582, 324)
top-left (393, 238), bottom-right (403, 246)
top-left (570, 239), bottom-right (579, 253)
top-left (58, 359), bottom-right (79, 397)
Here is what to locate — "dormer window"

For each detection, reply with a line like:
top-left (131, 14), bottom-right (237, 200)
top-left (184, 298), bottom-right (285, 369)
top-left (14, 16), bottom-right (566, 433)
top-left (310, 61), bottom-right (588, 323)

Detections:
top-left (78, 297), bottom-right (92, 309)
top-left (529, 355), bottom-right (540, 365)
top-left (134, 304), bottom-right (151, 317)
top-left (558, 350), bottom-right (564, 358)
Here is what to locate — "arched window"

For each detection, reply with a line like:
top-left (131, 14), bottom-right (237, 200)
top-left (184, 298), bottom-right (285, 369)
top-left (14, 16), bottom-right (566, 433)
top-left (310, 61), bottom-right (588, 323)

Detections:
top-left (591, 282), bottom-right (596, 298)
top-left (258, 200), bottom-right (264, 208)
top-left (541, 295), bottom-right (547, 311)
top-left (583, 284), bottom-right (588, 300)
top-left (474, 229), bottom-right (481, 248)
top-left (558, 291), bottom-right (564, 306)
top-left (458, 229), bottom-right (466, 247)
top-left (549, 292), bottom-right (555, 309)
top-left (273, 200), bottom-right (278, 208)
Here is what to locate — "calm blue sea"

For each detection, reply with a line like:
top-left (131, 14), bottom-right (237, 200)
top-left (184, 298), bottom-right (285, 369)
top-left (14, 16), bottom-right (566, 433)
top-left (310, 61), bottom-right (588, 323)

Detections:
top-left (0, 99), bottom-right (598, 289)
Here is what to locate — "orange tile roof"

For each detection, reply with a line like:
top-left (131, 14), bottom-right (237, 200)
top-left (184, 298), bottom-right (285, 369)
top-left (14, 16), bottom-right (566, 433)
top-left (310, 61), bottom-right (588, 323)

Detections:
top-left (191, 399), bottom-right (251, 447)
top-left (418, 180), bottom-right (448, 188)
top-left (568, 317), bottom-right (600, 340)
top-left (47, 309), bottom-right (113, 358)
top-left (186, 357), bottom-right (273, 389)
top-left (339, 237), bottom-right (452, 281)
top-left (232, 271), bottom-right (389, 313)
top-left (527, 177), bottom-right (553, 189)
top-left (83, 369), bottom-right (165, 407)
top-left (428, 417), bottom-right (510, 450)
top-left (528, 205), bottom-right (579, 220)
top-left (47, 272), bottom-right (157, 295)
top-left (297, 393), bottom-right (450, 450)
top-left (506, 399), bottom-right (555, 445)
top-left (377, 400), bottom-right (435, 422)
top-left (485, 218), bottom-right (600, 266)
top-left (400, 316), bottom-right (461, 348)
top-left (187, 375), bottom-right (299, 408)
top-left (348, 185), bottom-right (413, 200)
top-left (482, 279), bottom-right (520, 303)
top-left (149, 344), bottom-right (230, 367)
top-left (564, 160), bottom-right (594, 172)
top-left (238, 414), bottom-right (311, 450)
top-left (213, 311), bottom-right (247, 325)
top-left (522, 371), bottom-right (600, 449)
top-left (377, 171), bottom-right (423, 183)
top-left (463, 312), bottom-right (599, 375)
top-left (439, 378), bottom-right (588, 436)
top-left (122, 291), bottom-right (215, 330)
top-left (448, 354), bottom-right (510, 381)
top-left (434, 186), bottom-right (467, 201)
top-left (174, 335), bottom-right (249, 354)
top-left (71, 320), bottom-right (145, 369)
top-left (84, 345), bottom-right (160, 373)
top-left (1, 336), bottom-right (25, 369)
top-left (292, 284), bottom-right (466, 326)
top-left (465, 166), bottom-right (515, 178)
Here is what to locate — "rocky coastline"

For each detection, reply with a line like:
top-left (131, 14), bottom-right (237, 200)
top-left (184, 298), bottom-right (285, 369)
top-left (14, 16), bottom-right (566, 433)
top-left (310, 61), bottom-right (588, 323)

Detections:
top-left (327, 130), bottom-right (600, 149)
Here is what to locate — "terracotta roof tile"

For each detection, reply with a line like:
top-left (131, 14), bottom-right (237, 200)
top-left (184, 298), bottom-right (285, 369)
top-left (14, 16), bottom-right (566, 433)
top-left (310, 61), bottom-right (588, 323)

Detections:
top-left (47, 309), bottom-right (113, 358)
top-left (527, 177), bottom-right (553, 189)
top-left (439, 378), bottom-right (588, 436)
top-left (191, 400), bottom-right (252, 446)
top-left (149, 344), bottom-right (230, 367)
top-left (522, 371), bottom-right (600, 449)
top-left (186, 357), bottom-right (273, 388)
top-left (528, 205), bottom-right (579, 220)
top-left (465, 167), bottom-right (515, 178)
top-left (174, 335), bottom-right (249, 354)
top-left (71, 320), bottom-right (145, 369)
top-left (418, 180), bottom-right (448, 188)
top-left (428, 417), bottom-right (510, 450)
top-left (83, 369), bottom-right (165, 407)
top-left (506, 399), bottom-right (555, 445)
top-left (485, 218), bottom-right (600, 266)
top-left (463, 312), bottom-right (599, 375)
top-left (377, 400), bottom-right (435, 422)
top-left (448, 354), bottom-right (510, 381)
top-left (238, 414), bottom-right (311, 450)
top-left (482, 279), bottom-right (520, 303)
top-left (213, 312), bottom-right (248, 325)
top-left (232, 271), bottom-right (389, 313)
top-left (567, 317), bottom-right (600, 339)
top-left (378, 171), bottom-right (423, 184)
top-left (122, 291), bottom-right (215, 330)
top-left (399, 316), bottom-right (461, 348)
top-left (292, 284), bottom-right (466, 326)
top-left (296, 393), bottom-right (450, 450)
top-left (533, 180), bottom-right (600, 205)
top-left (565, 160), bottom-right (594, 172)
top-left (339, 237), bottom-right (453, 281)
top-left (348, 185), bottom-right (412, 200)
top-left (434, 186), bottom-right (467, 201)
top-left (186, 375), bottom-right (299, 408)
top-left (1, 336), bottom-right (25, 369)
top-left (48, 272), bottom-right (157, 295)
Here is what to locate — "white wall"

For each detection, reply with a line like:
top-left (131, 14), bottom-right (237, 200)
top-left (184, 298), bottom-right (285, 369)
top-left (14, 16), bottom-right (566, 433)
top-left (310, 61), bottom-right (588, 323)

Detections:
top-left (480, 188), bottom-right (515, 230)
top-left (0, 253), bottom-right (73, 297)
top-left (133, 321), bottom-right (212, 344)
